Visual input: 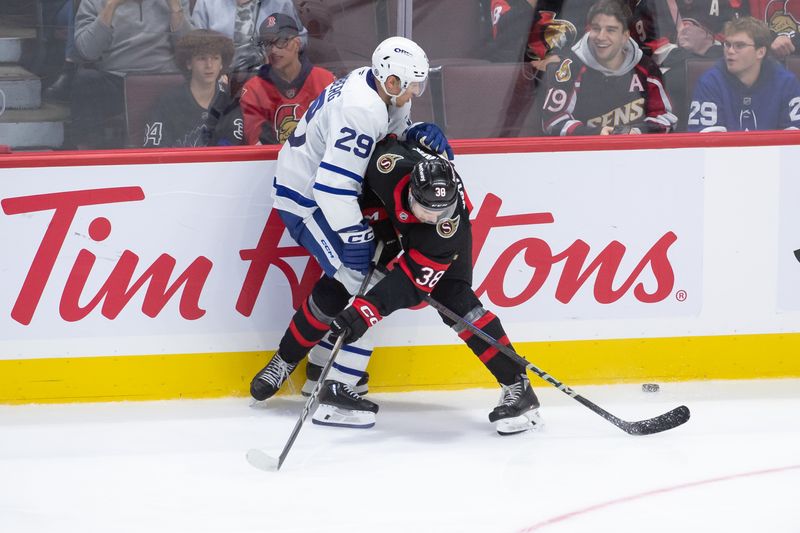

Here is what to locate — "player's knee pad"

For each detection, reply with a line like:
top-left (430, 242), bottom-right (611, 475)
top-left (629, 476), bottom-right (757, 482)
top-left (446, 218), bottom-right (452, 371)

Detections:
top-left (450, 304), bottom-right (512, 364)
top-left (310, 275), bottom-right (352, 319)
top-left (431, 279), bottom-right (482, 328)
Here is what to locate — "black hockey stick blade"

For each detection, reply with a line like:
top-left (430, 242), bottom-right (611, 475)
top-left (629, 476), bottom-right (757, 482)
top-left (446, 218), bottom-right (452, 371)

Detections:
top-left (619, 405), bottom-right (691, 435)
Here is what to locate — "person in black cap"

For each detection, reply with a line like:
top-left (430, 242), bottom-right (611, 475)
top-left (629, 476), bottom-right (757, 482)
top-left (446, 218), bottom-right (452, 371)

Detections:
top-left (677, 2), bottom-right (726, 59)
top-left (658, 0), bottom-right (745, 130)
top-left (191, 0), bottom-right (307, 73)
top-left (237, 12), bottom-right (335, 144)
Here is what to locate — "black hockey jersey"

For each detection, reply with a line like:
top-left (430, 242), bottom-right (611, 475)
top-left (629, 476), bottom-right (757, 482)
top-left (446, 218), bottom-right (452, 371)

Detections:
top-left (143, 83), bottom-right (216, 148)
top-left (541, 34), bottom-right (676, 135)
top-left (358, 139), bottom-right (473, 319)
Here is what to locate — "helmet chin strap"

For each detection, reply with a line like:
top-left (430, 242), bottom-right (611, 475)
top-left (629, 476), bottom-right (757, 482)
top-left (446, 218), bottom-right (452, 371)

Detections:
top-left (377, 77), bottom-right (405, 107)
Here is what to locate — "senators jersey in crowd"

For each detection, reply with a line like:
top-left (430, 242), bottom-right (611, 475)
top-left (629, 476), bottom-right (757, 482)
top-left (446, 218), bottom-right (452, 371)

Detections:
top-left (541, 34), bottom-right (676, 135)
top-left (239, 56), bottom-right (334, 145)
top-left (357, 139), bottom-right (473, 318)
top-left (521, 0), bottom-right (675, 60)
top-left (751, 0), bottom-right (800, 48)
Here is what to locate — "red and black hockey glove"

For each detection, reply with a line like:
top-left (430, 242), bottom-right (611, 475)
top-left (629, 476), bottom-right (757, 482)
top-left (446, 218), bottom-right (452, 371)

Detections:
top-left (330, 298), bottom-right (382, 344)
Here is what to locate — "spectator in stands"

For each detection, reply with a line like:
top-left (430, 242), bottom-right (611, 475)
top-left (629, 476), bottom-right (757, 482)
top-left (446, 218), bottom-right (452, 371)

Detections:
top-left (487, 0), bottom-right (539, 63)
top-left (42, 0), bottom-right (78, 102)
top-left (541, 0), bottom-right (677, 135)
top-left (750, 0), bottom-right (799, 59)
top-left (143, 30), bottom-right (234, 148)
top-left (202, 83), bottom-right (247, 146)
top-left (191, 0), bottom-right (307, 73)
top-left (688, 17), bottom-right (800, 131)
top-left (238, 13), bottom-right (333, 144)
top-left (659, 1), bottom-right (728, 130)
top-left (520, 0), bottom-right (675, 73)
top-left (70, 0), bottom-right (193, 149)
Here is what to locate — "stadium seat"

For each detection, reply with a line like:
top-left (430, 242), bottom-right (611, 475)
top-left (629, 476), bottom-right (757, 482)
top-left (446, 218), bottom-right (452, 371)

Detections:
top-left (297, 0), bottom-right (389, 65)
top-left (685, 58), bottom-right (717, 104)
top-left (784, 56), bottom-right (800, 80)
top-left (439, 63), bottom-right (539, 139)
top-left (411, 0), bottom-right (488, 61)
top-left (123, 73), bottom-right (185, 148)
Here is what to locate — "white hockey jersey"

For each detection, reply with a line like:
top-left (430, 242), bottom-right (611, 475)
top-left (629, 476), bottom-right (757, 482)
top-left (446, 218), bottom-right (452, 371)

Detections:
top-left (271, 67), bottom-right (413, 232)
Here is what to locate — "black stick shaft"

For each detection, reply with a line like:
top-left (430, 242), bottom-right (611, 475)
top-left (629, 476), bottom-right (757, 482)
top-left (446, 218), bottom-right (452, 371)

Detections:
top-left (424, 295), bottom-right (689, 435)
top-left (275, 242), bottom-right (384, 470)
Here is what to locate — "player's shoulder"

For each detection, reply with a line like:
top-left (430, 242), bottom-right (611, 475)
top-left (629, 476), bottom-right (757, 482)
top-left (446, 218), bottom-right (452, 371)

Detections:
top-left (338, 72), bottom-right (386, 114)
top-left (368, 138), bottom-right (419, 175)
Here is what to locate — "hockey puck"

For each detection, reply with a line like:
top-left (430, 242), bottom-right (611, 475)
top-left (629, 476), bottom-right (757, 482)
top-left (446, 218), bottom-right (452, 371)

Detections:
top-left (642, 383), bottom-right (660, 393)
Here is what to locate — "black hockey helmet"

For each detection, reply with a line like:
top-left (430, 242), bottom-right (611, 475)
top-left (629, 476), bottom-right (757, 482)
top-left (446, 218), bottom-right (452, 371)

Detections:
top-left (408, 157), bottom-right (458, 223)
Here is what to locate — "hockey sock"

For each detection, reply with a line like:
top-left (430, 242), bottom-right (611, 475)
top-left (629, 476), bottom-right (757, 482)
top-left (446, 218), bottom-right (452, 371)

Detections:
top-left (325, 332), bottom-right (374, 386)
top-left (454, 309), bottom-right (525, 386)
top-left (278, 276), bottom-right (351, 364)
top-left (277, 296), bottom-right (331, 364)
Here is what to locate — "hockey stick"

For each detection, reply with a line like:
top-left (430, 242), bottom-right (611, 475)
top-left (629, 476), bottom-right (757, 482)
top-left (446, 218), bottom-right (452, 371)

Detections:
top-left (246, 241), bottom-right (384, 472)
top-left (424, 295), bottom-right (690, 436)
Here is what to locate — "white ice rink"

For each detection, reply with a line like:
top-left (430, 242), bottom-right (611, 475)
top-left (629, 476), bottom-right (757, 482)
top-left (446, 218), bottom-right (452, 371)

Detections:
top-left (2, 379), bottom-right (799, 533)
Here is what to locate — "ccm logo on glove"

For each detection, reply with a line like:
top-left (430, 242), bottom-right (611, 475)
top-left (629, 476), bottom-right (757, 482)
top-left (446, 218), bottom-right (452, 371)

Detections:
top-left (358, 303), bottom-right (380, 326)
top-left (330, 298), bottom-right (382, 344)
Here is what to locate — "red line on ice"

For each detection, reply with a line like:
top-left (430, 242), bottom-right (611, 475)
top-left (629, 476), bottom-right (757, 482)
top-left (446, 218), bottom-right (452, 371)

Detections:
top-left (519, 464), bottom-right (800, 532)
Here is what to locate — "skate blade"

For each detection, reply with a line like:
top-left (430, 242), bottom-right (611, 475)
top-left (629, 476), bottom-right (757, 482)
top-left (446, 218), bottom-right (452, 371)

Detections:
top-left (496, 409), bottom-right (544, 436)
top-left (311, 404), bottom-right (376, 428)
top-left (301, 380), bottom-right (368, 397)
top-left (246, 448), bottom-right (280, 471)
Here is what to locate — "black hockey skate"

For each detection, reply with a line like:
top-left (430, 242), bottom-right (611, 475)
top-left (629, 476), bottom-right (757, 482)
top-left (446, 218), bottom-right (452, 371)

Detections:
top-left (311, 380), bottom-right (379, 428)
top-left (488, 375), bottom-right (543, 436)
top-left (250, 353), bottom-right (298, 401)
top-left (301, 362), bottom-right (369, 396)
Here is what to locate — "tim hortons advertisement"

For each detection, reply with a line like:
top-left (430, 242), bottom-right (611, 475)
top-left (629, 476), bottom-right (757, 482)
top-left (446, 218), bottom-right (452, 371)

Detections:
top-left (778, 146), bottom-right (800, 312)
top-left (0, 150), bottom-right (703, 359)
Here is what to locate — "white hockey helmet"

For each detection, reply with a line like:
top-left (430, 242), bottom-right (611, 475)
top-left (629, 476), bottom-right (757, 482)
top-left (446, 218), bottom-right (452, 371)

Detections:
top-left (371, 36), bottom-right (429, 104)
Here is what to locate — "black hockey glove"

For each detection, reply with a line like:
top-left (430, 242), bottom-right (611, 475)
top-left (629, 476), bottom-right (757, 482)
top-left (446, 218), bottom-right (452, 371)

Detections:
top-left (330, 298), bottom-right (382, 344)
top-left (407, 122), bottom-right (454, 160)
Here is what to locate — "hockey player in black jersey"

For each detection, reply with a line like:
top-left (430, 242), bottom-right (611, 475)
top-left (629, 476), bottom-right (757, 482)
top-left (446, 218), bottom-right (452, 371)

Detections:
top-left (325, 138), bottom-right (542, 435)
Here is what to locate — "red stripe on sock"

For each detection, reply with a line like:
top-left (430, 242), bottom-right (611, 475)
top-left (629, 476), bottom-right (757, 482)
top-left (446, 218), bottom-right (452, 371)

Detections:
top-left (479, 336), bottom-right (509, 363)
top-left (289, 321), bottom-right (317, 348)
top-left (479, 345), bottom-right (499, 363)
top-left (473, 311), bottom-right (497, 330)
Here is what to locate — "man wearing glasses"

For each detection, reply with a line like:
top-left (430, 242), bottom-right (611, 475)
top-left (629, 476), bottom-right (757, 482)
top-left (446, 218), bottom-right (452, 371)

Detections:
top-left (688, 17), bottom-right (800, 131)
top-left (239, 13), bottom-right (334, 144)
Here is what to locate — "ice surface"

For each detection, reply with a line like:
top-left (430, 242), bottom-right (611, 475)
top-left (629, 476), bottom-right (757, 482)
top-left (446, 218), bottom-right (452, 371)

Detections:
top-left (1, 379), bottom-right (799, 533)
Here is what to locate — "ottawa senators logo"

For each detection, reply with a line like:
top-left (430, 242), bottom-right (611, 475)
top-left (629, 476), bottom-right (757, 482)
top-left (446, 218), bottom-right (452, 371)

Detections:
top-left (555, 58), bottom-right (573, 82)
top-left (765, 0), bottom-right (800, 35)
top-left (541, 12), bottom-right (578, 51)
top-left (274, 103), bottom-right (300, 144)
top-left (436, 215), bottom-right (460, 238)
top-left (376, 154), bottom-right (404, 173)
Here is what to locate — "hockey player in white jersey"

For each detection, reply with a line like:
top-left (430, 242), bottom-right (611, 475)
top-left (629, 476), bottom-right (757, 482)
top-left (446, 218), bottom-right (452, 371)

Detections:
top-left (250, 36), bottom-right (453, 428)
